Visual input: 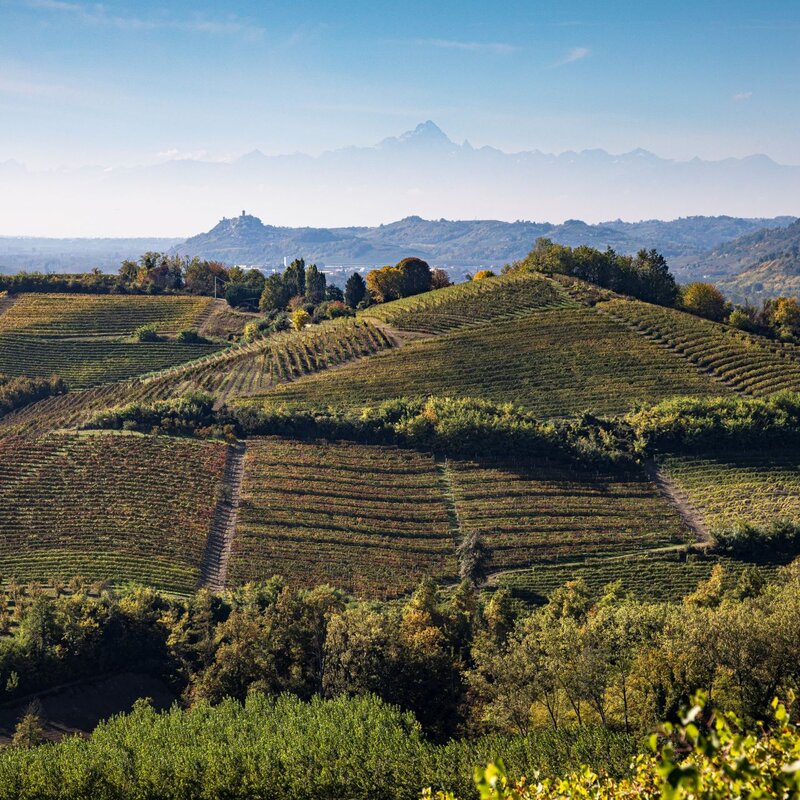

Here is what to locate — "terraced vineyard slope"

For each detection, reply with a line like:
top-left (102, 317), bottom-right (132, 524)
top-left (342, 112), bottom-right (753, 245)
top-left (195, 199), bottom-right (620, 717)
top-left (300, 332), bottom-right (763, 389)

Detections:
top-left (0, 318), bottom-right (394, 435)
top-left (227, 437), bottom-right (458, 598)
top-left (0, 292), bottom-right (221, 389)
top-left (0, 293), bottom-right (212, 337)
top-left (0, 335), bottom-right (221, 389)
top-left (492, 551), bottom-right (775, 603)
top-left (362, 272), bottom-right (576, 333)
top-left (0, 431), bottom-right (228, 593)
top-left (599, 298), bottom-right (800, 395)
top-left (258, 306), bottom-right (727, 417)
top-left (448, 457), bottom-right (692, 573)
top-left (661, 451), bottom-right (800, 530)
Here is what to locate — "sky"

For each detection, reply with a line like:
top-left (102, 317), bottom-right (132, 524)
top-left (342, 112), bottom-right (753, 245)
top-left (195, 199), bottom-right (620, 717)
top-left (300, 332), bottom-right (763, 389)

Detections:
top-left (2, 0), bottom-right (800, 170)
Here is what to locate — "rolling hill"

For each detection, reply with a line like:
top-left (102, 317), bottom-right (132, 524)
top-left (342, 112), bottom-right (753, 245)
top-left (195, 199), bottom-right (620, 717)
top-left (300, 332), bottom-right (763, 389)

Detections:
top-left (687, 218), bottom-right (800, 301)
top-left (174, 212), bottom-right (796, 282)
top-left (0, 273), bottom-right (798, 601)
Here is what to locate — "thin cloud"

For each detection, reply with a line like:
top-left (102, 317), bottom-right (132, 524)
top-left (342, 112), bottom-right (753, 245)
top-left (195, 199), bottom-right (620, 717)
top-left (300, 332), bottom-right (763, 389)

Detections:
top-left (416, 38), bottom-right (518, 55)
top-left (733, 91), bottom-right (753, 102)
top-left (553, 46), bottom-right (590, 66)
top-left (24, 1), bottom-right (264, 38)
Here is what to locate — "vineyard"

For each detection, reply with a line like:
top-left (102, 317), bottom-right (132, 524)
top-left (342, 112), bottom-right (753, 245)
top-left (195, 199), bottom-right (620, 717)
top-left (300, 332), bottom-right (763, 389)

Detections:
top-left (362, 272), bottom-right (576, 333)
top-left (259, 307), bottom-right (726, 417)
top-left (0, 318), bottom-right (394, 435)
top-left (599, 298), bottom-right (800, 395)
top-left (447, 458), bottom-right (691, 572)
top-left (0, 335), bottom-right (220, 389)
top-left (227, 437), bottom-right (458, 598)
top-left (0, 431), bottom-right (228, 593)
top-left (0, 293), bottom-right (213, 337)
top-left (0, 292), bottom-right (221, 389)
top-left (661, 451), bottom-right (800, 530)
top-left (492, 550), bottom-right (775, 603)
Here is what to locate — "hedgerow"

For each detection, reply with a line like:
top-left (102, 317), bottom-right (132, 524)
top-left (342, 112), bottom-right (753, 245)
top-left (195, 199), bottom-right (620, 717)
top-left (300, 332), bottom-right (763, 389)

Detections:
top-left (0, 374), bottom-right (66, 418)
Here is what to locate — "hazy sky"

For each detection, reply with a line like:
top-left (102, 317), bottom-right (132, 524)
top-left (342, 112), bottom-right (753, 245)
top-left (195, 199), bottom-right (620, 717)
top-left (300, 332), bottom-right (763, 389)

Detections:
top-left (2, 0), bottom-right (800, 169)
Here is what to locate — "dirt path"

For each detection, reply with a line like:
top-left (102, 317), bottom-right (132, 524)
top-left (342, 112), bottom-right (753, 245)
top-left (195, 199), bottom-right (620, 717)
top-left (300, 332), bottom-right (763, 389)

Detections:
top-left (199, 441), bottom-right (246, 591)
top-left (643, 458), bottom-right (711, 544)
top-left (435, 455), bottom-right (464, 547)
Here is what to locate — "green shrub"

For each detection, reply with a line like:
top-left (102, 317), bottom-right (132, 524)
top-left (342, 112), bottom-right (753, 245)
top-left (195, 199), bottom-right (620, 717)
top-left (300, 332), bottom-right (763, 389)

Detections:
top-left (176, 328), bottom-right (210, 344)
top-left (133, 322), bottom-right (161, 342)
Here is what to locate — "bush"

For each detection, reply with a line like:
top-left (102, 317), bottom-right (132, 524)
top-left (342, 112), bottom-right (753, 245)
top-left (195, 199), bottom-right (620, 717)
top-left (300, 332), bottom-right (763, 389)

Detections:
top-left (625, 392), bottom-right (800, 453)
top-left (133, 322), bottom-right (161, 342)
top-left (83, 392), bottom-right (238, 439)
top-left (0, 374), bottom-right (66, 418)
top-left (291, 308), bottom-right (311, 330)
top-left (472, 270), bottom-right (496, 281)
top-left (711, 518), bottom-right (800, 560)
top-left (176, 328), bottom-right (210, 344)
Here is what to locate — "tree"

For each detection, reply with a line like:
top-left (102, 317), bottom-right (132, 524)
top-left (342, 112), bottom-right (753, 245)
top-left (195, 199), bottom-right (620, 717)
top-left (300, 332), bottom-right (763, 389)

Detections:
top-left (12, 702), bottom-right (44, 748)
top-left (259, 273), bottom-right (290, 314)
top-left (291, 309), bottom-right (310, 330)
top-left (633, 249), bottom-right (678, 306)
top-left (772, 296), bottom-right (800, 335)
top-left (184, 259), bottom-right (227, 295)
top-left (225, 282), bottom-right (259, 310)
top-left (472, 270), bottom-right (495, 281)
top-left (396, 257), bottom-right (432, 296)
top-left (284, 258), bottom-right (306, 298)
top-left (305, 264), bottom-right (327, 304)
top-left (682, 282), bottom-right (728, 321)
top-left (430, 268), bottom-right (452, 289)
top-left (325, 285), bottom-right (344, 303)
top-left (344, 272), bottom-right (367, 308)
top-left (366, 266), bottom-right (405, 303)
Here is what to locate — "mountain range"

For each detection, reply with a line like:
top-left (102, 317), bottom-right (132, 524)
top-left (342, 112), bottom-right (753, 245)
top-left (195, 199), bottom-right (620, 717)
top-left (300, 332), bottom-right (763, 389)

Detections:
top-left (2, 121), bottom-right (799, 238)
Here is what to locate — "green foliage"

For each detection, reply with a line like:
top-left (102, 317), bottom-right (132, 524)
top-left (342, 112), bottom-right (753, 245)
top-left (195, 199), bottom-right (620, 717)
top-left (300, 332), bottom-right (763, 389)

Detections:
top-left (83, 392), bottom-right (237, 438)
top-left (175, 328), bottom-right (210, 344)
top-left (345, 272), bottom-right (368, 308)
top-left (428, 695), bottom-right (800, 799)
top-left (627, 391), bottom-right (800, 453)
top-left (511, 238), bottom-right (679, 307)
top-left (680, 282), bottom-right (729, 321)
top-left (366, 258), bottom-right (433, 303)
top-left (132, 322), bottom-right (162, 342)
top-left (0, 374), bottom-right (66, 418)
top-left (711, 518), bottom-right (800, 560)
top-left (305, 263), bottom-right (327, 304)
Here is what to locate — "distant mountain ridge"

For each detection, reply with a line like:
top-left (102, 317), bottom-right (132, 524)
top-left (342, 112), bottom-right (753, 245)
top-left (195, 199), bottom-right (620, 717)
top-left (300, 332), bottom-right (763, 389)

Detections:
top-left (2, 120), bottom-right (799, 237)
top-left (706, 219), bottom-right (800, 301)
top-left (175, 212), bottom-right (796, 282)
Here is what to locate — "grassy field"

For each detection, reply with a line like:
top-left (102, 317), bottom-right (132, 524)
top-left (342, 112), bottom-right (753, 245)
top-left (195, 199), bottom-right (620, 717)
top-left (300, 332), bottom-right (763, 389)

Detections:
top-left (491, 550), bottom-right (776, 603)
top-left (599, 298), bottom-right (800, 395)
top-left (0, 431), bottom-right (227, 593)
top-left (0, 293), bottom-right (212, 337)
top-left (361, 272), bottom-right (576, 334)
top-left (227, 437), bottom-right (458, 598)
top-left (661, 451), bottom-right (800, 530)
top-left (447, 457), bottom-right (692, 572)
top-left (257, 307), bottom-right (727, 417)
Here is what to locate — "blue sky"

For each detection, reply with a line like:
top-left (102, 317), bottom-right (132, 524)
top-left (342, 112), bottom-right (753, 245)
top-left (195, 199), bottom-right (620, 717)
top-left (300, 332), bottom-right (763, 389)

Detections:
top-left (1, 0), bottom-right (799, 168)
